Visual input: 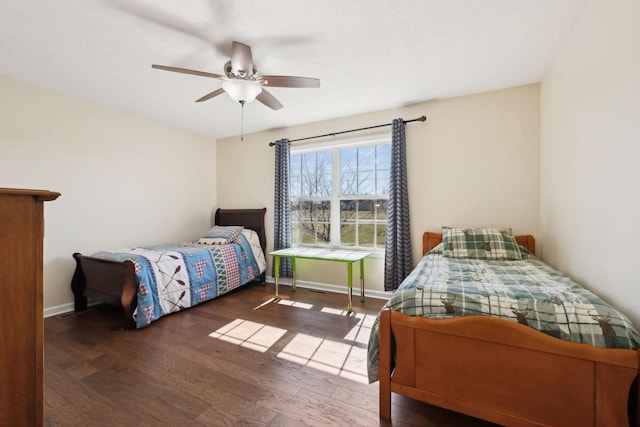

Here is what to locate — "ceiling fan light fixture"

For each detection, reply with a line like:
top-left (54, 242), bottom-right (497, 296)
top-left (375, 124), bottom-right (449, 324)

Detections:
top-left (152, 41), bottom-right (318, 112)
top-left (223, 80), bottom-right (262, 103)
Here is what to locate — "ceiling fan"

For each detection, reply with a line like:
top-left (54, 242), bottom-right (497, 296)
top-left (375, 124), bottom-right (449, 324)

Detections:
top-left (152, 41), bottom-right (320, 110)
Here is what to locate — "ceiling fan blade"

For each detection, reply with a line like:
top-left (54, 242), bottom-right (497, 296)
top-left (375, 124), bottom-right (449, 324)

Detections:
top-left (105, 0), bottom-right (221, 53)
top-left (261, 75), bottom-right (320, 88)
top-left (152, 64), bottom-right (224, 79)
top-left (256, 88), bottom-right (283, 110)
top-left (230, 41), bottom-right (254, 76)
top-left (195, 88), bottom-right (225, 103)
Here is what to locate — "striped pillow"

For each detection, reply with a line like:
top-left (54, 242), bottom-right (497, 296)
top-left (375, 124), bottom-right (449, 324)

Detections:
top-left (198, 226), bottom-right (244, 245)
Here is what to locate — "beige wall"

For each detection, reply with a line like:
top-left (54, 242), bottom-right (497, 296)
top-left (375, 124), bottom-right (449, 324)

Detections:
top-left (0, 76), bottom-right (217, 312)
top-left (540, 0), bottom-right (640, 326)
top-left (217, 84), bottom-right (540, 292)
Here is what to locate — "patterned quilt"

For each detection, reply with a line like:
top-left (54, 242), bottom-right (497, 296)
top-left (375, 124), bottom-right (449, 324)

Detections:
top-left (93, 233), bottom-right (264, 328)
top-left (367, 244), bottom-right (640, 383)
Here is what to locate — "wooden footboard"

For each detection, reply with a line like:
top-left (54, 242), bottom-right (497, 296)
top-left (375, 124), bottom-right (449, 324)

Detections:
top-left (71, 253), bottom-right (138, 329)
top-left (379, 309), bottom-right (639, 426)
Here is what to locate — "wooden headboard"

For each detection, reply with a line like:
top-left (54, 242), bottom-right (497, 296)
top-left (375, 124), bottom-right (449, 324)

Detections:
top-left (214, 208), bottom-right (267, 255)
top-left (422, 232), bottom-right (535, 256)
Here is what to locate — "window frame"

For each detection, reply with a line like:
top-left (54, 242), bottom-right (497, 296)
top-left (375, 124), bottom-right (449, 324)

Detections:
top-left (290, 134), bottom-right (390, 252)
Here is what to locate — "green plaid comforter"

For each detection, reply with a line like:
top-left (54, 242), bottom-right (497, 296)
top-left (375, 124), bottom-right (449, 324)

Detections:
top-left (367, 245), bottom-right (640, 383)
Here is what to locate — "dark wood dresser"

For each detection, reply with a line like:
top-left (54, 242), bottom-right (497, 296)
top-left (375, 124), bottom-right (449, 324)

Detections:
top-left (0, 188), bottom-right (60, 426)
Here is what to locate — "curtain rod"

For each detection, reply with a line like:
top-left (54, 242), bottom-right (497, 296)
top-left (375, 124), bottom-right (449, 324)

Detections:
top-left (268, 115), bottom-right (426, 146)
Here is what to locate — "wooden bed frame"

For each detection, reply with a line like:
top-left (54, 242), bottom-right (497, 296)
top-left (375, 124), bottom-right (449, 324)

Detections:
top-left (379, 232), bottom-right (639, 426)
top-left (71, 208), bottom-right (267, 330)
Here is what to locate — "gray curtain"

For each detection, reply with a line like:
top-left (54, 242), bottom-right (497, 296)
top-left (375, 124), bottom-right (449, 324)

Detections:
top-left (384, 119), bottom-right (412, 291)
top-left (273, 139), bottom-right (293, 278)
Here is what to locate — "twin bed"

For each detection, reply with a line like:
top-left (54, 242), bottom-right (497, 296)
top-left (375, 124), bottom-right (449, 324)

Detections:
top-left (369, 228), bottom-right (640, 426)
top-left (71, 208), bottom-right (267, 329)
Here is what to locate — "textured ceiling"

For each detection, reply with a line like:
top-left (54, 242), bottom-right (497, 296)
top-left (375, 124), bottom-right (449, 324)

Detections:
top-left (0, 0), bottom-right (586, 139)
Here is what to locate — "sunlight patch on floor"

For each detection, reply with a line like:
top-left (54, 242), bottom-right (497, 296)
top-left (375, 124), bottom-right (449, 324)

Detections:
top-left (277, 333), bottom-right (369, 384)
top-left (276, 299), bottom-right (314, 309)
top-left (253, 298), bottom-right (313, 310)
top-left (253, 299), bottom-right (277, 310)
top-left (209, 318), bottom-right (287, 353)
top-left (321, 307), bottom-right (376, 345)
top-left (320, 307), bottom-right (348, 316)
top-left (208, 302), bottom-right (375, 384)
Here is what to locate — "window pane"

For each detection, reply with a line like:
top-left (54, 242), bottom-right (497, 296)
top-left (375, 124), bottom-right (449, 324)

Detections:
top-left (358, 173), bottom-right (375, 195)
top-left (317, 151), bottom-right (332, 175)
top-left (292, 222), bottom-right (302, 243)
top-left (315, 222), bottom-right (331, 244)
top-left (290, 154), bottom-right (302, 177)
top-left (312, 201), bottom-right (331, 244)
top-left (301, 223), bottom-right (315, 244)
top-left (340, 223), bottom-right (356, 246)
top-left (376, 223), bottom-right (387, 248)
top-left (317, 173), bottom-right (332, 197)
top-left (358, 146), bottom-right (375, 171)
top-left (376, 170), bottom-right (389, 196)
top-left (291, 201), bottom-right (300, 221)
top-left (376, 199), bottom-right (388, 220)
top-left (358, 224), bottom-right (375, 248)
top-left (340, 200), bottom-right (357, 223)
top-left (341, 148), bottom-right (357, 173)
top-left (341, 172), bottom-right (357, 196)
top-left (315, 200), bottom-right (331, 223)
top-left (301, 175), bottom-right (314, 197)
top-left (297, 201), bottom-right (314, 220)
top-left (376, 144), bottom-right (391, 169)
top-left (302, 153), bottom-right (315, 174)
top-left (357, 199), bottom-right (375, 220)
top-left (291, 179), bottom-right (301, 198)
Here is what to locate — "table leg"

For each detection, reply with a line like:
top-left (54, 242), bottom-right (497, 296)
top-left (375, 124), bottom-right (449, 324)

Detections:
top-left (347, 262), bottom-right (353, 312)
top-left (359, 258), bottom-right (366, 302)
top-left (273, 256), bottom-right (281, 300)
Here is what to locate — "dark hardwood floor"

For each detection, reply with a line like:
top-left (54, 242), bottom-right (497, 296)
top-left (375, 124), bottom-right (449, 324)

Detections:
top-left (44, 283), bottom-right (497, 426)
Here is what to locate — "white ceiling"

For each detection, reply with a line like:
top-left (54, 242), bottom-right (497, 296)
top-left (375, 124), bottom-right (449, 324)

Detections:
top-left (1, 0), bottom-right (586, 140)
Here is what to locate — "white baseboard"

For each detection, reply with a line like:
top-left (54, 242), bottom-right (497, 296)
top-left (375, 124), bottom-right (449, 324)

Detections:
top-left (44, 302), bottom-right (75, 318)
top-left (43, 279), bottom-right (392, 318)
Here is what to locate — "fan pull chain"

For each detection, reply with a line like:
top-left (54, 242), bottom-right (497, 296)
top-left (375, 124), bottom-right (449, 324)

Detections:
top-left (240, 100), bottom-right (245, 141)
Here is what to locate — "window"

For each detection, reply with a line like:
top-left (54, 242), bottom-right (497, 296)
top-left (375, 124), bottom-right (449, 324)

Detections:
top-left (290, 135), bottom-right (390, 250)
